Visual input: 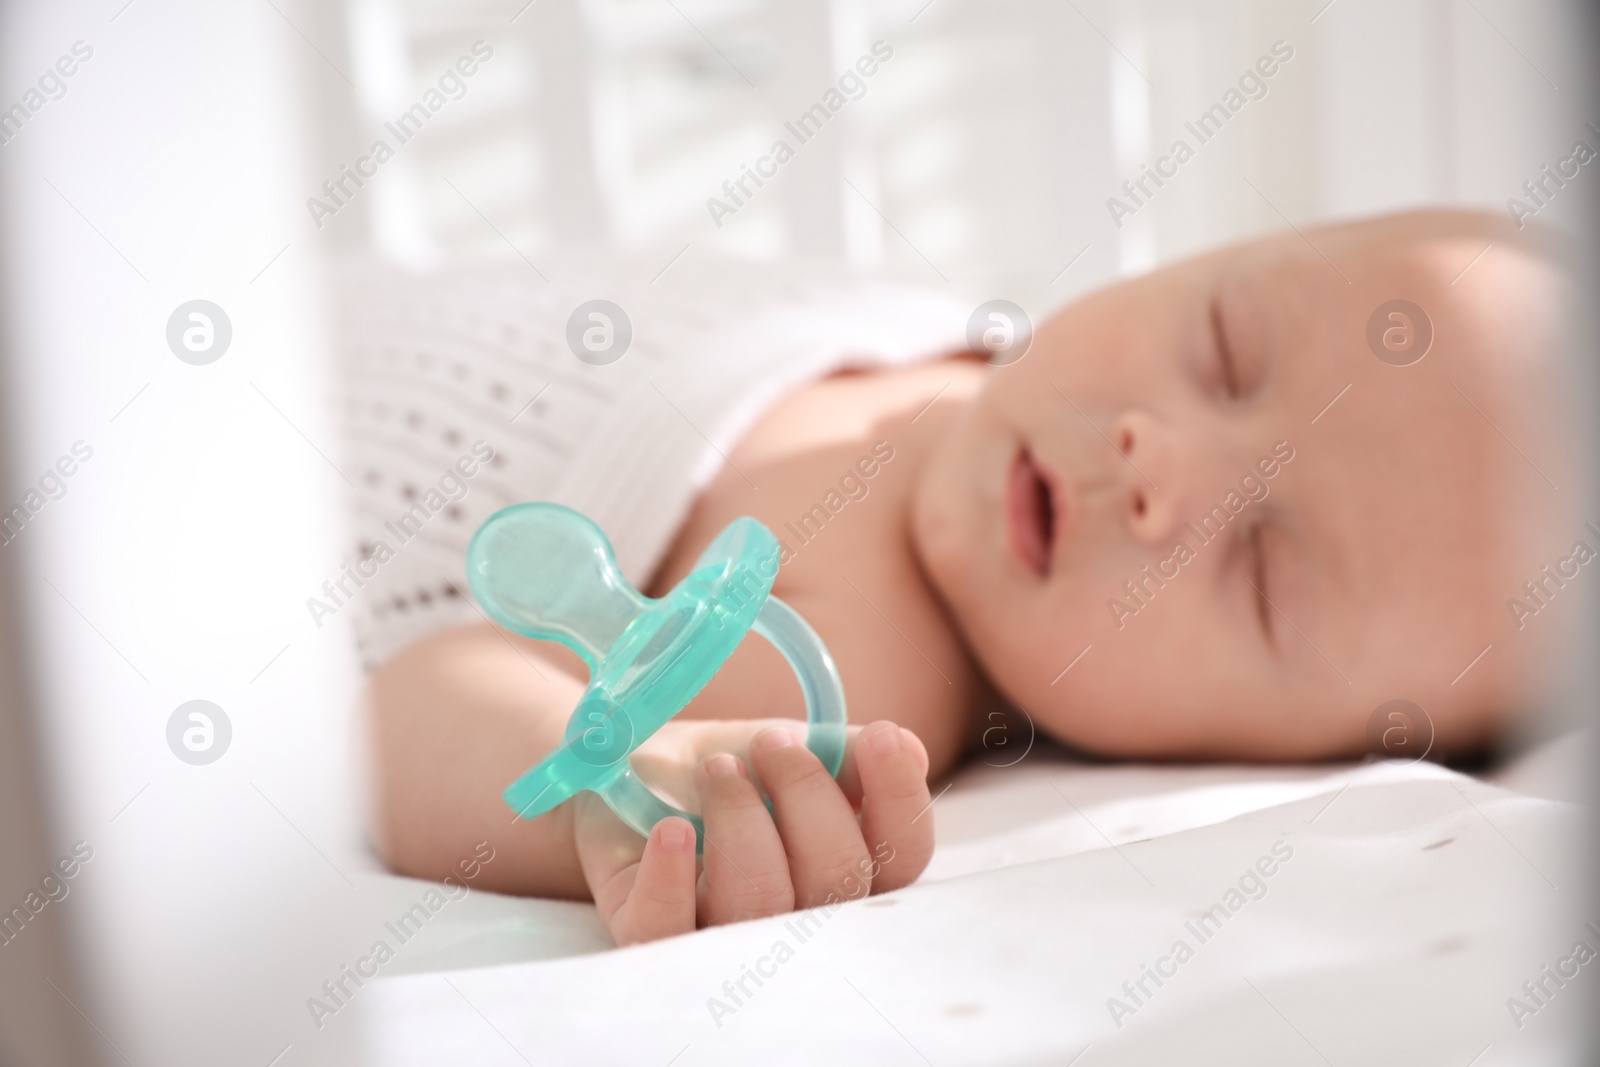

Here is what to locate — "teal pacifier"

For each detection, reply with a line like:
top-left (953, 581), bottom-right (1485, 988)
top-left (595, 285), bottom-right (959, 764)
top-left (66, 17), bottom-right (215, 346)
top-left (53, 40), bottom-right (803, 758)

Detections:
top-left (465, 502), bottom-right (847, 850)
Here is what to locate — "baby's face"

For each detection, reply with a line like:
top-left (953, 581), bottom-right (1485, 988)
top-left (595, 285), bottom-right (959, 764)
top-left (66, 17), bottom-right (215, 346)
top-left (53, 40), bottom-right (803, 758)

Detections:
top-left (913, 214), bottom-right (1562, 758)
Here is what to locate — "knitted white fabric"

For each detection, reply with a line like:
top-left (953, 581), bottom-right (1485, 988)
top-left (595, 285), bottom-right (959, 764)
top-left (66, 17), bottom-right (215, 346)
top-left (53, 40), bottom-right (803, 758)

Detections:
top-left (331, 250), bottom-right (968, 670)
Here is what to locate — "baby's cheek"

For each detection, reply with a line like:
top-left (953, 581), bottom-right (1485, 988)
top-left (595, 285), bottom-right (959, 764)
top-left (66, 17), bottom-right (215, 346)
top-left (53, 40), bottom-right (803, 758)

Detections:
top-left (990, 604), bottom-right (1161, 751)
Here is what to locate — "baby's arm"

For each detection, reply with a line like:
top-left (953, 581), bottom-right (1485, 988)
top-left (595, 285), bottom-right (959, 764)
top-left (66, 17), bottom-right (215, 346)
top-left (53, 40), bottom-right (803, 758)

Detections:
top-left (366, 622), bottom-right (935, 943)
top-left (367, 622), bottom-right (590, 899)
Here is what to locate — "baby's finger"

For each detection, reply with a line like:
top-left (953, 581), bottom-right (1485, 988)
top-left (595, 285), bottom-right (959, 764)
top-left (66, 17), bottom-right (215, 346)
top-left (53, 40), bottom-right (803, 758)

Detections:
top-left (751, 727), bottom-right (872, 908)
top-left (853, 721), bottom-right (936, 893)
top-left (617, 818), bottom-right (699, 945)
top-left (576, 797), bottom-right (696, 946)
top-left (833, 724), bottom-right (929, 807)
top-left (696, 754), bottom-right (794, 926)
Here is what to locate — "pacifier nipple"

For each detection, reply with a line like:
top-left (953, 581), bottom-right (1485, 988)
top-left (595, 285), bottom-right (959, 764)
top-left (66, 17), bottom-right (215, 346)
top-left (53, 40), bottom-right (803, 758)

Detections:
top-left (465, 503), bottom-right (648, 671)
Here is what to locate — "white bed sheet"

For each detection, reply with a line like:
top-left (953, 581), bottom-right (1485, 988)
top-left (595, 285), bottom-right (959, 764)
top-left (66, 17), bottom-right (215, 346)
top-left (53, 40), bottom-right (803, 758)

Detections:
top-left (354, 735), bottom-right (1586, 1065)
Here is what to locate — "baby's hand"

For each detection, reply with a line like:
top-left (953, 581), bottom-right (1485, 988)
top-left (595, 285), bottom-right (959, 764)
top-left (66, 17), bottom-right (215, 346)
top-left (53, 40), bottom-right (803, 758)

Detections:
top-left (572, 719), bottom-right (933, 946)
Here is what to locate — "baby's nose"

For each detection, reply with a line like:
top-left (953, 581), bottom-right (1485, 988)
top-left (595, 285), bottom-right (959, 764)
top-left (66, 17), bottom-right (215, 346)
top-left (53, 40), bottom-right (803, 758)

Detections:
top-left (1110, 411), bottom-right (1191, 545)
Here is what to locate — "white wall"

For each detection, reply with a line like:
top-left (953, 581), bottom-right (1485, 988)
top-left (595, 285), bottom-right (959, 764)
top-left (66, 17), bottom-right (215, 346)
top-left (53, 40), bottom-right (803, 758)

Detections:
top-left (337, 0), bottom-right (1586, 317)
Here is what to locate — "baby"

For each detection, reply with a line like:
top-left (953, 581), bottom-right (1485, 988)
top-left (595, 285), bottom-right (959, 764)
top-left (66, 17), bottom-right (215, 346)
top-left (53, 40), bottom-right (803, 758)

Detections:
top-left (363, 209), bottom-right (1568, 945)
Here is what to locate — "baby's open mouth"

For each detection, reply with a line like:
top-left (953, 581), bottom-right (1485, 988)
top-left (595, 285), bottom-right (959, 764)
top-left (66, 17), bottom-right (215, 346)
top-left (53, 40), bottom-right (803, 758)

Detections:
top-left (1007, 449), bottom-right (1057, 577)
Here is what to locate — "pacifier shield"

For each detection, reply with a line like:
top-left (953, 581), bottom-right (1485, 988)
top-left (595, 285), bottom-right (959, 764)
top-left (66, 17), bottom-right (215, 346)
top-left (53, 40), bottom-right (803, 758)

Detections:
top-left (566, 693), bottom-right (634, 768)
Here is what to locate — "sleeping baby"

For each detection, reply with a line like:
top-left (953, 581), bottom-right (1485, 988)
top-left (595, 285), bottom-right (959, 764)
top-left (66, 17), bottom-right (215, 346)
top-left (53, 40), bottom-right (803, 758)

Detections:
top-left (345, 209), bottom-right (1569, 945)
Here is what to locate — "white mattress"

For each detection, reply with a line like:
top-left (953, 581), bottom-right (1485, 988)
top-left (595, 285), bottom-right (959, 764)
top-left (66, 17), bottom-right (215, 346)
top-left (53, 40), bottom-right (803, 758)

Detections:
top-left (347, 731), bottom-right (1587, 1065)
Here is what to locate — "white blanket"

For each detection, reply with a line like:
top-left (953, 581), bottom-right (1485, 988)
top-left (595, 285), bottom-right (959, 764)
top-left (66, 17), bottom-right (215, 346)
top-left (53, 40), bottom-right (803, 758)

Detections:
top-left (358, 738), bottom-right (1586, 1065)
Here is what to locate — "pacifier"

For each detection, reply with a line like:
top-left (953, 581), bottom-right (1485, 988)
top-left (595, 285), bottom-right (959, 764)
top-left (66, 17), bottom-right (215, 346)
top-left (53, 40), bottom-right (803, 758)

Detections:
top-left (465, 502), bottom-right (847, 850)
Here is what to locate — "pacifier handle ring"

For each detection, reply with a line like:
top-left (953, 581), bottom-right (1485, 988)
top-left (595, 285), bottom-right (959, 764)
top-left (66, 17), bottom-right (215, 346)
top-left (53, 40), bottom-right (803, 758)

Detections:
top-left (597, 595), bottom-right (848, 849)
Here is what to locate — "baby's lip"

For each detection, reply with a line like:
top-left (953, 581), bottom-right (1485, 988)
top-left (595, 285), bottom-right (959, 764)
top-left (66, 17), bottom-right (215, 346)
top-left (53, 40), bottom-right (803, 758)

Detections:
top-left (1007, 448), bottom-right (1063, 578)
